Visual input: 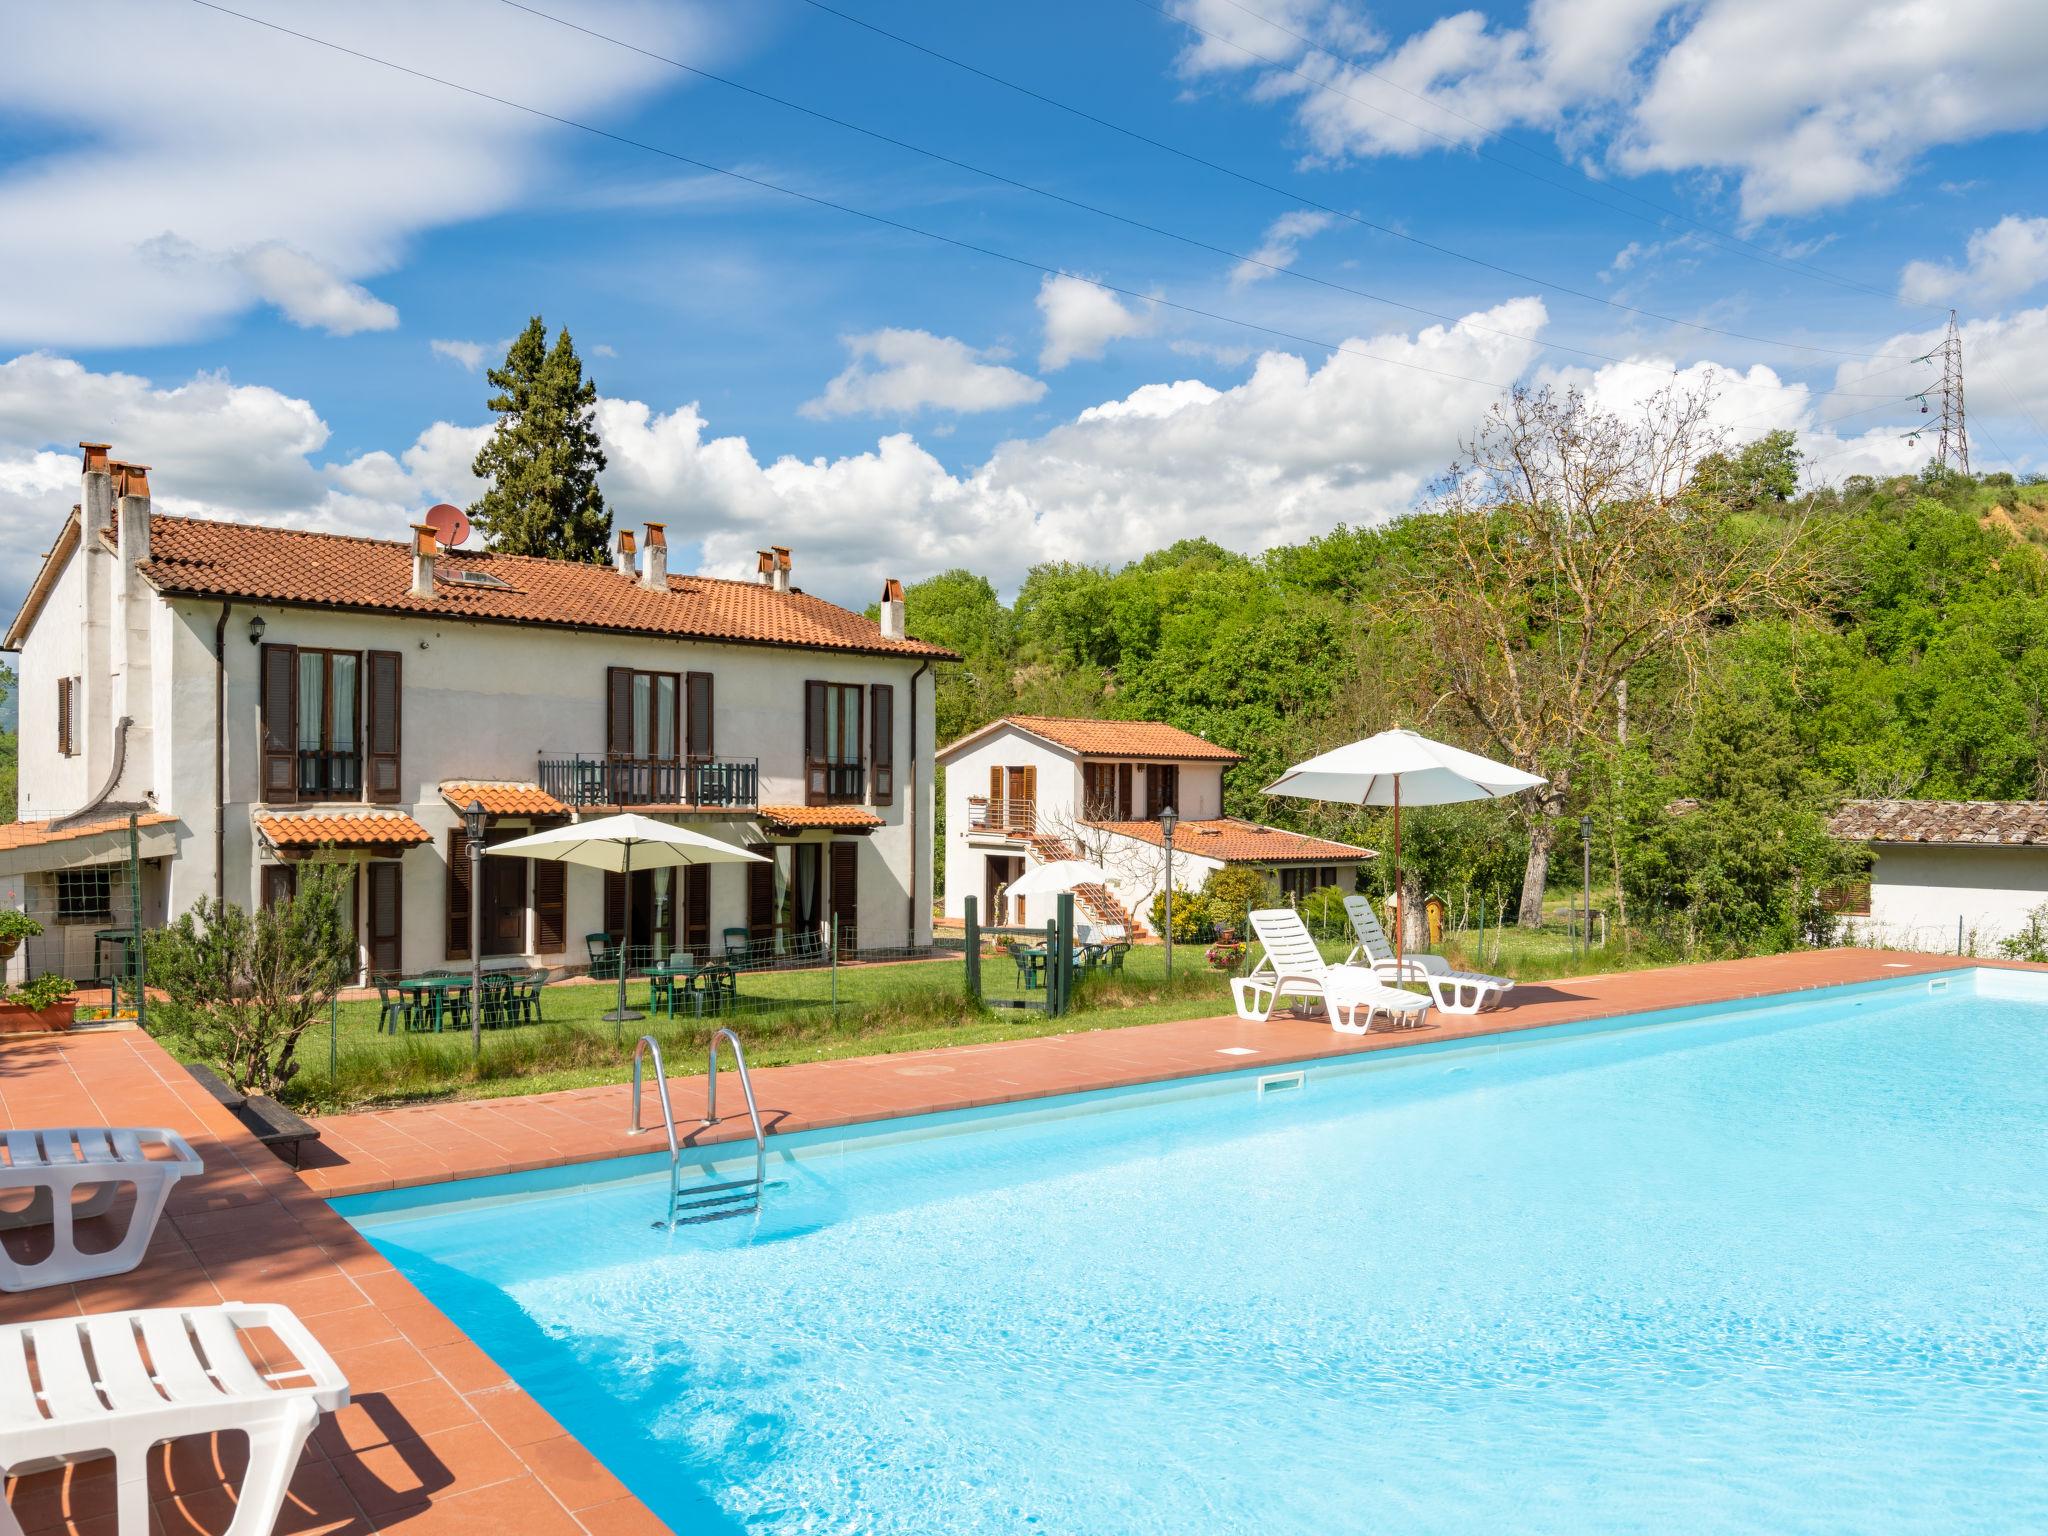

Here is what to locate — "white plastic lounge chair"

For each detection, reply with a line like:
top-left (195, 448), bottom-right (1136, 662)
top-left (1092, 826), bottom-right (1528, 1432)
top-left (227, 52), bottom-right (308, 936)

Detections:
top-left (1342, 895), bottom-right (1513, 1016)
top-left (1231, 909), bottom-right (1431, 1034)
top-left (0, 1301), bottom-right (349, 1536)
top-left (0, 1129), bottom-right (202, 1293)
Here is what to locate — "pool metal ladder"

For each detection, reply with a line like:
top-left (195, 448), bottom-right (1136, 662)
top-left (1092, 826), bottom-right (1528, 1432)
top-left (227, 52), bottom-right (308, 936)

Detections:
top-left (629, 1030), bottom-right (768, 1228)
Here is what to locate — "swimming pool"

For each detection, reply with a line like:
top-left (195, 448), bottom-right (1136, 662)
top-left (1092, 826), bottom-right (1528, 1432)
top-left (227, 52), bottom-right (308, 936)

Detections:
top-left (337, 970), bottom-right (2048, 1535)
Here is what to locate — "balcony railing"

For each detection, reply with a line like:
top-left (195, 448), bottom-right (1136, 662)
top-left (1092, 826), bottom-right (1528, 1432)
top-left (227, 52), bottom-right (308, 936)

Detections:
top-left (966, 796), bottom-right (1036, 834)
top-left (538, 753), bottom-right (759, 810)
top-left (297, 748), bottom-right (361, 798)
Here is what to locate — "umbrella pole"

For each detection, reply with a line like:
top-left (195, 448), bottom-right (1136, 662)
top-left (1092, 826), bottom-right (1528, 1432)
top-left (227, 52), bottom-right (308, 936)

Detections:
top-left (609, 841), bottom-right (644, 1033)
top-left (1392, 778), bottom-right (1403, 976)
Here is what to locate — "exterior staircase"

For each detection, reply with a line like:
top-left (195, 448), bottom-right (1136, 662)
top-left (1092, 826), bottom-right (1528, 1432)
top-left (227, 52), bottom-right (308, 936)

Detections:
top-left (1021, 833), bottom-right (1142, 936)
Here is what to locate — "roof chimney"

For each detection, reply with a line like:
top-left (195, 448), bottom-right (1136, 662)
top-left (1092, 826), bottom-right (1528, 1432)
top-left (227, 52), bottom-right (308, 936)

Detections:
top-left (770, 545), bottom-right (792, 594)
top-left (641, 523), bottom-right (668, 590)
top-left (80, 442), bottom-right (114, 533)
top-left (410, 524), bottom-right (438, 599)
top-left (614, 528), bottom-right (638, 578)
top-left (114, 465), bottom-right (151, 587)
top-left (879, 578), bottom-right (906, 640)
top-left (756, 551), bottom-right (775, 585)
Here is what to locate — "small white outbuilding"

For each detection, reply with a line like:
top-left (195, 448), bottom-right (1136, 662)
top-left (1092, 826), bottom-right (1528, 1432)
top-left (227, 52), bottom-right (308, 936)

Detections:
top-left (1830, 799), bottom-right (2048, 952)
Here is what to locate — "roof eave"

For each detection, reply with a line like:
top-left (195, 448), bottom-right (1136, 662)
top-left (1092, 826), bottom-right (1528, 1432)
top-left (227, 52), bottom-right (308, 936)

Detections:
top-left (4, 511), bottom-right (82, 652)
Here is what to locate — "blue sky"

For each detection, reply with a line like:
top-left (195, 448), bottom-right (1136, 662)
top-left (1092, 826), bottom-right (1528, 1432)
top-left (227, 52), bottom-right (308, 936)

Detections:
top-left (2, 0), bottom-right (2046, 617)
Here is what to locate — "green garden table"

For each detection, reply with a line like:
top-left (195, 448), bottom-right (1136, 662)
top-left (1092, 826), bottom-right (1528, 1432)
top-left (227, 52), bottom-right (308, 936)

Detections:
top-left (645, 959), bottom-right (738, 1019)
top-left (396, 975), bottom-right (471, 1032)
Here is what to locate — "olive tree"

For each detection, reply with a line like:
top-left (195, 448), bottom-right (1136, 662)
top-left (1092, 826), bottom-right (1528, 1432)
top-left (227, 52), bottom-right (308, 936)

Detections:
top-left (144, 862), bottom-right (355, 1097)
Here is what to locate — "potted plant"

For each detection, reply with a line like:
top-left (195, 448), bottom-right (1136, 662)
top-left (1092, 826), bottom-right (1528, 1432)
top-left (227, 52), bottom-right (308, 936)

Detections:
top-left (0, 910), bottom-right (41, 965)
top-left (0, 973), bottom-right (79, 1034)
top-left (1205, 925), bottom-right (1246, 972)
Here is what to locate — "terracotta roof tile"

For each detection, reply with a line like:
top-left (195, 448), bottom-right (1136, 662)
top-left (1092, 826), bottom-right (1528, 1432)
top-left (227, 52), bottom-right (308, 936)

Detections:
top-left (942, 715), bottom-right (1241, 762)
top-left (118, 515), bottom-right (957, 660)
top-left (0, 812), bottom-right (174, 852)
top-left (439, 782), bottom-right (569, 817)
top-left (255, 812), bottom-right (434, 850)
top-left (1087, 816), bottom-right (1373, 863)
top-left (1830, 799), bottom-right (2048, 846)
top-left (758, 805), bottom-right (886, 829)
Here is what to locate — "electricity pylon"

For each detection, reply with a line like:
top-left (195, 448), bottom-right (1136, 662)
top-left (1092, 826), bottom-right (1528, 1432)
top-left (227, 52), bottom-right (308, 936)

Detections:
top-left (1934, 309), bottom-right (1970, 475)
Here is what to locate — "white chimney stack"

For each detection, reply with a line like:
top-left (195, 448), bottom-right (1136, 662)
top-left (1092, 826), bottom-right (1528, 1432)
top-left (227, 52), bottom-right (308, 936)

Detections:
top-left (111, 461), bottom-right (152, 598)
top-left (614, 528), bottom-right (638, 578)
top-left (410, 524), bottom-right (438, 598)
top-left (641, 523), bottom-right (668, 590)
top-left (80, 442), bottom-right (114, 531)
top-left (770, 545), bottom-right (792, 594)
top-left (879, 578), bottom-right (906, 640)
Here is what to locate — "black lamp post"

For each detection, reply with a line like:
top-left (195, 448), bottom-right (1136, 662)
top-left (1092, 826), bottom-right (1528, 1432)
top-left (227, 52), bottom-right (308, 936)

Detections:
top-left (1159, 804), bottom-right (1178, 981)
top-left (465, 799), bottom-right (486, 1055)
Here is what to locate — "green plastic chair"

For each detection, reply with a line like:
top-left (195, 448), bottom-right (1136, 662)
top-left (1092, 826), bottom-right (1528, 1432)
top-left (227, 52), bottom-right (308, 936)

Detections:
top-left (586, 932), bottom-right (621, 980)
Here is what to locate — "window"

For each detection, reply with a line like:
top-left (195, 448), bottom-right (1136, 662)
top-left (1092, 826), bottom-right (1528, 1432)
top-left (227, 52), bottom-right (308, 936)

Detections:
top-left (1146, 763), bottom-right (1180, 820)
top-left (605, 667), bottom-right (683, 803)
top-left (57, 677), bottom-right (76, 757)
top-left (1278, 865), bottom-right (1341, 900)
top-left (1083, 762), bottom-right (1133, 819)
top-left (870, 684), bottom-right (895, 805)
top-left (805, 681), bottom-right (865, 804)
top-left (56, 868), bottom-right (112, 923)
top-left (296, 649), bottom-right (361, 797)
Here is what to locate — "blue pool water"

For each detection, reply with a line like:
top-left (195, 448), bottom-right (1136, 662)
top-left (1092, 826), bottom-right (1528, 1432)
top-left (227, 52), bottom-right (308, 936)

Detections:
top-left (339, 973), bottom-right (2048, 1535)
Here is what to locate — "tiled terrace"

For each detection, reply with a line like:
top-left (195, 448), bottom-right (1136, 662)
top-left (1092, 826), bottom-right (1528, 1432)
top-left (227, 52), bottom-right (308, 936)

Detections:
top-left (0, 946), bottom-right (1989, 1534)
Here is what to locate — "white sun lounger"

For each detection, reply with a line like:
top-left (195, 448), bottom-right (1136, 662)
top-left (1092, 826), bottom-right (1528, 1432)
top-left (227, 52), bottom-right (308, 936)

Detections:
top-left (1342, 895), bottom-right (1514, 1016)
top-left (1231, 909), bottom-right (1432, 1034)
top-left (0, 1129), bottom-right (202, 1293)
top-left (0, 1302), bottom-right (349, 1536)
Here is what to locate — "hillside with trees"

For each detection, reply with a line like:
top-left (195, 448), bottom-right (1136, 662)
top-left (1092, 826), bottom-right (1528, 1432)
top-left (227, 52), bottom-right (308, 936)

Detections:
top-left (899, 386), bottom-right (2048, 959)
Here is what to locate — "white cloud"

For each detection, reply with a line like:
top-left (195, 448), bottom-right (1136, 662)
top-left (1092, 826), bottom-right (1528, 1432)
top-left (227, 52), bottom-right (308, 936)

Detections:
top-left (1900, 216), bottom-right (2048, 307)
top-left (1036, 276), bottom-right (1155, 370)
top-left (1166, 0), bottom-right (2048, 221)
top-left (799, 330), bottom-right (1046, 419)
top-left (1231, 211), bottom-right (1337, 286)
top-left (236, 243), bottom-right (398, 335)
top-left (0, 2), bottom-right (736, 346)
top-left (430, 339), bottom-right (492, 371)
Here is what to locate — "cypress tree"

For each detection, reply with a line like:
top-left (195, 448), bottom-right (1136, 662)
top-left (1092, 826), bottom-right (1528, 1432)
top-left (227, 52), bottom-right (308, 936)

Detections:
top-left (468, 317), bottom-right (612, 561)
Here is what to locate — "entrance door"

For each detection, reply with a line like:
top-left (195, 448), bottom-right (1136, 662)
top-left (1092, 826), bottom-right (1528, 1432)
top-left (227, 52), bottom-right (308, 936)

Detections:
top-left (481, 827), bottom-right (528, 957)
top-left (605, 867), bottom-right (679, 959)
top-left (984, 854), bottom-right (1025, 925)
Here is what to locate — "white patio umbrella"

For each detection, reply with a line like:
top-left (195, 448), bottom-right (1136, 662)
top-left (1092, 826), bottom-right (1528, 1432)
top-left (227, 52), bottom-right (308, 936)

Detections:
top-left (1263, 729), bottom-right (1546, 972)
top-left (1004, 859), bottom-right (1115, 899)
top-left (487, 813), bottom-right (765, 1027)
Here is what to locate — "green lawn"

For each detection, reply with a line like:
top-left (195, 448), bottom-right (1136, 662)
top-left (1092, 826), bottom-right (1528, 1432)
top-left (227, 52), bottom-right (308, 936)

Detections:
top-left (187, 923), bottom-right (1675, 1115)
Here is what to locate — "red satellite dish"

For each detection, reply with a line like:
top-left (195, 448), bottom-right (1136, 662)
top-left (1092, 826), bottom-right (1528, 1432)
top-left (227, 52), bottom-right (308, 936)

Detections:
top-left (423, 503), bottom-right (471, 548)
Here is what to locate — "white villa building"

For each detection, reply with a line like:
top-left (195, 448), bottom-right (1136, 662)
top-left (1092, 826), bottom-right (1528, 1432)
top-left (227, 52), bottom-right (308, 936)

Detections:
top-left (2, 443), bottom-right (952, 984)
top-left (936, 715), bottom-right (1372, 935)
top-left (1830, 798), bottom-right (2048, 952)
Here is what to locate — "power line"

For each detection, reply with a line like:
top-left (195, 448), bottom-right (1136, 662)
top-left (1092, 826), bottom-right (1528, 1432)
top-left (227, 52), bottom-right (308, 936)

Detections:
top-left (791, 0), bottom-right (1915, 363)
top-left (1153, 0), bottom-right (1910, 308)
top-left (180, 0), bottom-right (1520, 394)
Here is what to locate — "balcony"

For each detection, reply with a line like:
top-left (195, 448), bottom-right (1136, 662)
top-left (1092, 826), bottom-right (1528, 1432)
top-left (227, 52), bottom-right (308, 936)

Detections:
top-left (297, 748), bottom-right (361, 798)
top-left (966, 795), bottom-right (1036, 835)
top-left (538, 753), bottom-right (759, 811)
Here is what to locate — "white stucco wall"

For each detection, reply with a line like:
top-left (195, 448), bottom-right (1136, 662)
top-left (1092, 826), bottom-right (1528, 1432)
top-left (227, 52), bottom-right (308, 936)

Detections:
top-left (15, 532), bottom-right (92, 819)
top-left (1858, 843), bottom-right (2048, 953)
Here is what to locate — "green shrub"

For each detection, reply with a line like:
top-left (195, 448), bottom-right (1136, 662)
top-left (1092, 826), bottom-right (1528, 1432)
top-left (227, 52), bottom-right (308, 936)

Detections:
top-left (1297, 885), bottom-right (1354, 937)
top-left (1147, 886), bottom-right (1215, 942)
top-left (1200, 865), bottom-right (1276, 938)
top-left (5, 973), bottom-right (74, 1010)
top-left (1998, 902), bottom-right (2048, 963)
top-left (145, 863), bottom-right (355, 1096)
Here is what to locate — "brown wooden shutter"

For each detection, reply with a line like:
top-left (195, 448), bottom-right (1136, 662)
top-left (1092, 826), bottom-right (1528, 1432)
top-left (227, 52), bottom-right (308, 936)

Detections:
top-left (533, 855), bottom-right (566, 954)
top-left (367, 861), bottom-right (403, 977)
top-left (747, 852), bottom-right (776, 941)
top-left (260, 643), bottom-right (299, 803)
top-left (684, 864), bottom-right (710, 957)
top-left (56, 677), bottom-right (71, 757)
top-left (1117, 763), bottom-right (1133, 819)
top-left (686, 671), bottom-right (714, 762)
top-left (604, 868), bottom-right (626, 940)
top-left (260, 864), bottom-right (297, 910)
top-left (606, 666), bottom-right (633, 756)
top-left (445, 825), bottom-right (472, 961)
top-left (365, 650), bottom-right (402, 804)
top-left (804, 680), bottom-right (826, 804)
top-left (1023, 766), bottom-right (1037, 825)
top-left (869, 684), bottom-right (895, 806)
top-left (830, 841), bottom-right (858, 953)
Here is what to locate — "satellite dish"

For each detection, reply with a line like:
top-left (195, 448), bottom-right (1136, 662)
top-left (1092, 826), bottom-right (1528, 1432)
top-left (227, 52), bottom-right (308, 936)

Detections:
top-left (423, 503), bottom-right (471, 548)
